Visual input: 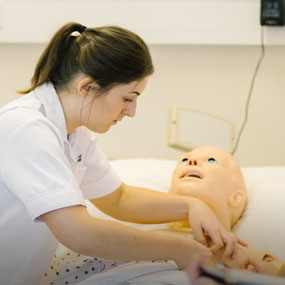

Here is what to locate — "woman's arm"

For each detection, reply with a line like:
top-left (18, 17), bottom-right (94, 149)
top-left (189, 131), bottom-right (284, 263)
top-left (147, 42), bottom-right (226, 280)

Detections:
top-left (90, 183), bottom-right (244, 258)
top-left (41, 205), bottom-right (211, 269)
top-left (90, 183), bottom-right (194, 224)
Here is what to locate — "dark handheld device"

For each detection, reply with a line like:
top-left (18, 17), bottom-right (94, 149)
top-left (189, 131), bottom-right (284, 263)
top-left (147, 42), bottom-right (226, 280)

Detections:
top-left (261, 0), bottom-right (285, 26)
top-left (201, 264), bottom-right (285, 285)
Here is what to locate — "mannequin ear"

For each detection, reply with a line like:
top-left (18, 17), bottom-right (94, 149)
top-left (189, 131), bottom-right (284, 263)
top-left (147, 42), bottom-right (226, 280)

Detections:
top-left (228, 189), bottom-right (247, 226)
top-left (77, 77), bottom-right (98, 97)
top-left (228, 189), bottom-right (245, 208)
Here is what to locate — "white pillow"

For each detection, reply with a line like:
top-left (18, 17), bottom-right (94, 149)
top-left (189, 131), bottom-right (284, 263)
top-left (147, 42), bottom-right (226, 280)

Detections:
top-left (233, 166), bottom-right (285, 261)
top-left (87, 159), bottom-right (285, 261)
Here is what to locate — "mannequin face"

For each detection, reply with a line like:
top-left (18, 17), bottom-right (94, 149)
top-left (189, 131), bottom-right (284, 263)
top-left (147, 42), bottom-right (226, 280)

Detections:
top-left (170, 146), bottom-right (247, 229)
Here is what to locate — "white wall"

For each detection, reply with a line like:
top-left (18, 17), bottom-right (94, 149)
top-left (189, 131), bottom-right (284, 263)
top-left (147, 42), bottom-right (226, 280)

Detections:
top-left (0, 0), bottom-right (285, 45)
top-left (1, 43), bottom-right (285, 167)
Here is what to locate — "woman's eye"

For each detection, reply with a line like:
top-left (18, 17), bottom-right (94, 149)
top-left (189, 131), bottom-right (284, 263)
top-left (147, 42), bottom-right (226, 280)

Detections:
top-left (208, 157), bottom-right (217, 164)
top-left (181, 158), bottom-right (188, 162)
top-left (124, 98), bottom-right (133, 102)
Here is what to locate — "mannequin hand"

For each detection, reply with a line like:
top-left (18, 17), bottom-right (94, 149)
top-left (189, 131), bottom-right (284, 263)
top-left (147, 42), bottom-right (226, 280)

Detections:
top-left (188, 199), bottom-right (247, 259)
top-left (241, 259), bottom-right (277, 275)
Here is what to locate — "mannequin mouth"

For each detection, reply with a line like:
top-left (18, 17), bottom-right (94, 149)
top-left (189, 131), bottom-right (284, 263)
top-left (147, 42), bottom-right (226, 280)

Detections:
top-left (181, 172), bottom-right (203, 179)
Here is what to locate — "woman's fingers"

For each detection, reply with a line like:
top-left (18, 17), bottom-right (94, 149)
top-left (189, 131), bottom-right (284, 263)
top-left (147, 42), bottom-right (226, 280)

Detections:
top-left (188, 199), bottom-right (244, 259)
top-left (221, 232), bottom-right (240, 259)
top-left (196, 222), bottom-right (225, 254)
top-left (238, 238), bottom-right (248, 247)
top-left (222, 237), bottom-right (237, 259)
top-left (197, 225), bottom-right (242, 259)
top-left (191, 223), bottom-right (209, 247)
top-left (221, 233), bottom-right (248, 259)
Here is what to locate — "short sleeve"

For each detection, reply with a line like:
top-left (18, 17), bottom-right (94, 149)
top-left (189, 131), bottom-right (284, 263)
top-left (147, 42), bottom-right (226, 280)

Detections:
top-left (1, 117), bottom-right (85, 221)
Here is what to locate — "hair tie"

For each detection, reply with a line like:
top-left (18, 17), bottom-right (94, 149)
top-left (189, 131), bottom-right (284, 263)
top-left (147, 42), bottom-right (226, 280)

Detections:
top-left (78, 25), bottom-right (87, 34)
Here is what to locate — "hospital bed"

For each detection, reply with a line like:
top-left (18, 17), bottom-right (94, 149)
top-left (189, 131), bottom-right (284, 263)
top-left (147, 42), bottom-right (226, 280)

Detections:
top-left (49, 157), bottom-right (285, 284)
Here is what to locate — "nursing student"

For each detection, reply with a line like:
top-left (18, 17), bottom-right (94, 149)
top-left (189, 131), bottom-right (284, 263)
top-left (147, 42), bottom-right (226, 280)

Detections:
top-left (0, 22), bottom-right (242, 285)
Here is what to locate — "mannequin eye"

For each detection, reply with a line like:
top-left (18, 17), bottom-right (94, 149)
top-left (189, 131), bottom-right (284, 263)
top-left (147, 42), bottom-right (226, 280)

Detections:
top-left (208, 157), bottom-right (217, 164)
top-left (181, 158), bottom-right (188, 162)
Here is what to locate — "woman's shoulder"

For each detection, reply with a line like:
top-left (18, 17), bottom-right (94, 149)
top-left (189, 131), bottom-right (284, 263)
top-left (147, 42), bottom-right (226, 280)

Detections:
top-left (0, 92), bottom-right (44, 121)
top-left (0, 101), bottom-right (62, 149)
top-left (0, 103), bottom-right (49, 132)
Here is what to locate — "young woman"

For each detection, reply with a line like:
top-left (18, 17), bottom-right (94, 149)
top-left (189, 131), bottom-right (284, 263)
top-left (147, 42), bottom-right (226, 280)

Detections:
top-left (0, 22), bottom-right (242, 285)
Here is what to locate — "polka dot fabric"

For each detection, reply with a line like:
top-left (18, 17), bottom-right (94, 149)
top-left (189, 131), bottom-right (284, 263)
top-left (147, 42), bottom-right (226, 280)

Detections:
top-left (42, 250), bottom-right (125, 285)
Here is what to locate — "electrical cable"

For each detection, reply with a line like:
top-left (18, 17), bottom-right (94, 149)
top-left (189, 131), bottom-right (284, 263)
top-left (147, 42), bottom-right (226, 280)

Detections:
top-left (231, 26), bottom-right (265, 155)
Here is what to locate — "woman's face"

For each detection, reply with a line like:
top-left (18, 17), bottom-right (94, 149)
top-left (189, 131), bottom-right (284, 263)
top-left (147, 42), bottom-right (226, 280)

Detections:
top-left (81, 77), bottom-right (148, 133)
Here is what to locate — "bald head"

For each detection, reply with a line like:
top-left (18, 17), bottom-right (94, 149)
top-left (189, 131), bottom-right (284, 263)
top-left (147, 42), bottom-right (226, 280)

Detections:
top-left (170, 146), bottom-right (247, 229)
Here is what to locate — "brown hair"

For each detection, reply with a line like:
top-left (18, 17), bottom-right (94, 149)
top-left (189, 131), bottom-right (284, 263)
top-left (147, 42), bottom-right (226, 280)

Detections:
top-left (19, 22), bottom-right (154, 94)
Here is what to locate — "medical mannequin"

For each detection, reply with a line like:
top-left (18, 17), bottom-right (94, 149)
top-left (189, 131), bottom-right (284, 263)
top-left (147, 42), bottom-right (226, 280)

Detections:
top-left (163, 146), bottom-right (285, 277)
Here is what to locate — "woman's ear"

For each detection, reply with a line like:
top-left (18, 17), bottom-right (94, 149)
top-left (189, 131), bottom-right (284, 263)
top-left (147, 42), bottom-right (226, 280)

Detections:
top-left (77, 77), bottom-right (98, 97)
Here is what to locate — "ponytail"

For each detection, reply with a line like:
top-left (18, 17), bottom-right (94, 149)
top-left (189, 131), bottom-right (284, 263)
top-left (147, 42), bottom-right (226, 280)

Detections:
top-left (19, 22), bottom-right (154, 94)
top-left (19, 23), bottom-right (86, 94)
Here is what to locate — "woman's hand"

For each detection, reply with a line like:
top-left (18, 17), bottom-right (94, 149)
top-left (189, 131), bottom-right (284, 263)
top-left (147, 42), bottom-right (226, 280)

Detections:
top-left (186, 254), bottom-right (223, 285)
top-left (173, 236), bottom-right (213, 270)
top-left (188, 198), bottom-right (247, 259)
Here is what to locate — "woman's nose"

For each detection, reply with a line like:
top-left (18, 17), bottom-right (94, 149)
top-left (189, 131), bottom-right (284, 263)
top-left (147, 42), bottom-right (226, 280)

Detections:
top-left (123, 102), bottom-right (137, 117)
top-left (188, 160), bottom-right (197, 165)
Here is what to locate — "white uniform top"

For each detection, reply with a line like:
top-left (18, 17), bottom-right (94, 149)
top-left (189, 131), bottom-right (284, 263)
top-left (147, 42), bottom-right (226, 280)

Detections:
top-left (0, 83), bottom-right (122, 285)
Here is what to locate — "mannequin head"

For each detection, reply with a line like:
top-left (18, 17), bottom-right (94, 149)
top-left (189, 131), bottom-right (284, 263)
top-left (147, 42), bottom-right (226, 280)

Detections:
top-left (170, 146), bottom-right (247, 231)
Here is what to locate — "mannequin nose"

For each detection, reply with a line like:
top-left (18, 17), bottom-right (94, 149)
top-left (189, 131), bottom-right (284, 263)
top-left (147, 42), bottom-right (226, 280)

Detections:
top-left (188, 160), bottom-right (197, 165)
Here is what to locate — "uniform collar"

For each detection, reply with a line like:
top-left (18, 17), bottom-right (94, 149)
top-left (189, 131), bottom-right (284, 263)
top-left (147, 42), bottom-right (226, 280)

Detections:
top-left (34, 82), bottom-right (68, 140)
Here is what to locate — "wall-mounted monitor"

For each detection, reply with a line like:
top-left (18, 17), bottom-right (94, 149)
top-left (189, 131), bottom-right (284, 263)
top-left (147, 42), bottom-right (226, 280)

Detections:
top-left (168, 106), bottom-right (235, 153)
